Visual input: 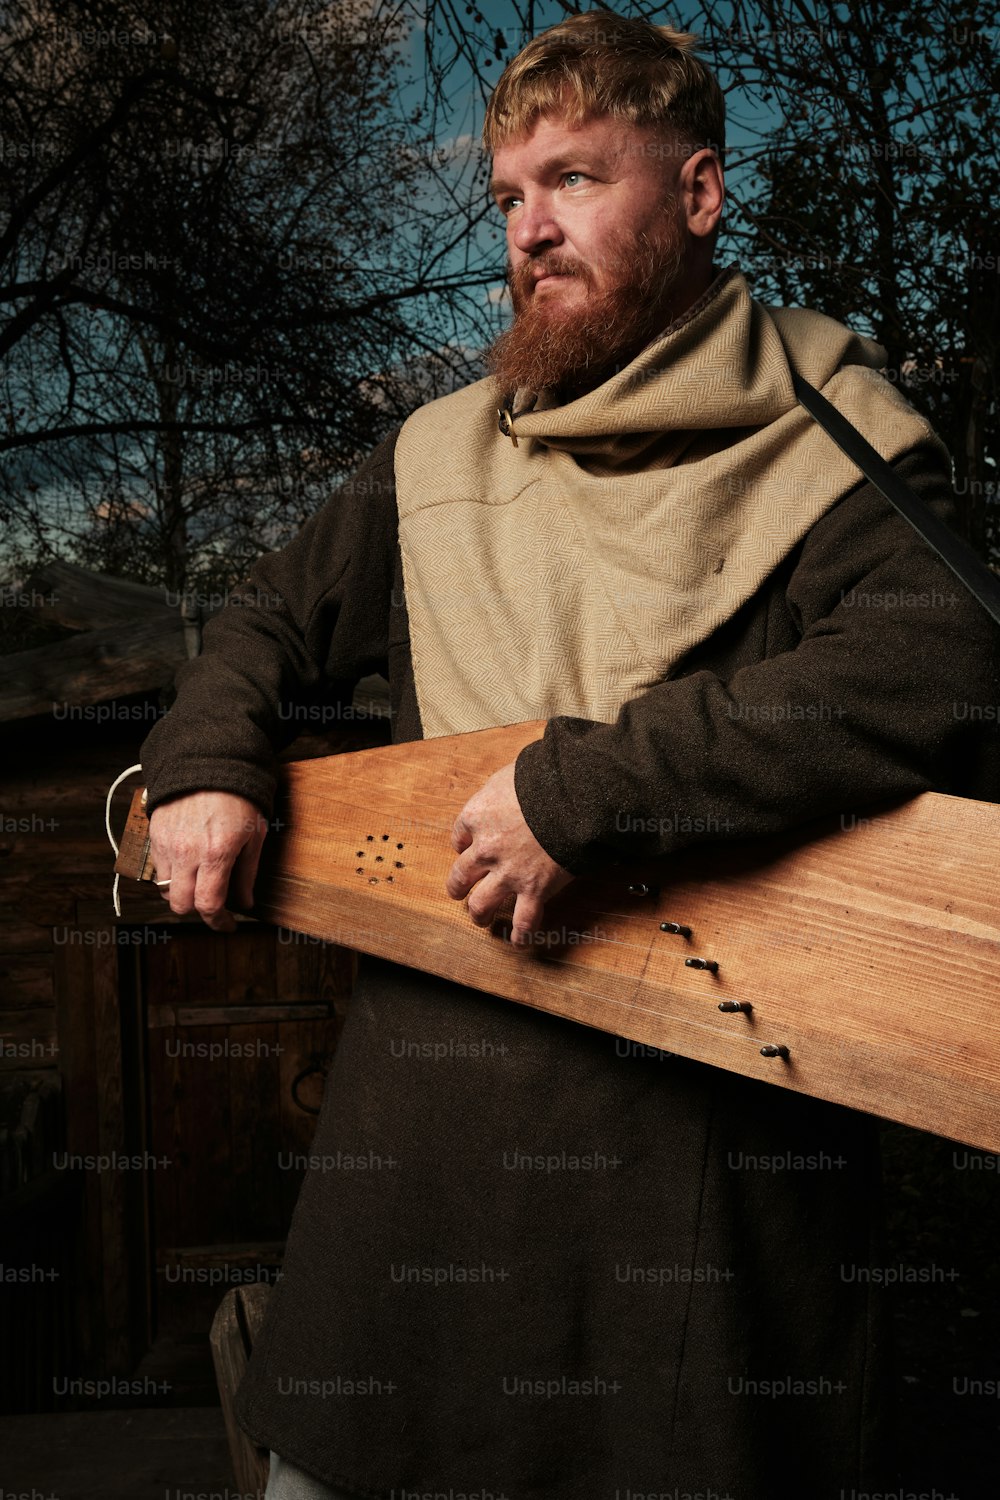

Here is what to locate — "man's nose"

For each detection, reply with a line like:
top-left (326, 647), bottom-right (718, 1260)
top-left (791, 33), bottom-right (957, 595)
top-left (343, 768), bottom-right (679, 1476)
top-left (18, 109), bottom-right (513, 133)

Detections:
top-left (509, 194), bottom-right (563, 255)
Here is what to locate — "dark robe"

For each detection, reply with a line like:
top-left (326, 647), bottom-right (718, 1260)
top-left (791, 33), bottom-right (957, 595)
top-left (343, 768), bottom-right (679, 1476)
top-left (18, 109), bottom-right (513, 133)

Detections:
top-left (141, 424), bottom-right (1000, 1500)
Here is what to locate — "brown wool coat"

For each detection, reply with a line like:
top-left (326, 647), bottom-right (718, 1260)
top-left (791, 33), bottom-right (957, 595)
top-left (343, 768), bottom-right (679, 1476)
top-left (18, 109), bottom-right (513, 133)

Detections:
top-left (141, 426), bottom-right (1000, 1500)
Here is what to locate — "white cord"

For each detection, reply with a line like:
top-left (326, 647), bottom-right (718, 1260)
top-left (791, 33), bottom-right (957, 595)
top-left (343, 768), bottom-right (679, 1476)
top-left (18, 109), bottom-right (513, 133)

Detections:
top-left (105, 763), bottom-right (144, 917)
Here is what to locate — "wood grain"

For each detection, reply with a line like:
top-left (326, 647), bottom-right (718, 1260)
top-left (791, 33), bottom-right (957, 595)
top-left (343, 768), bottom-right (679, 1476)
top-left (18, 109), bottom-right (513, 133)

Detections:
top-left (210, 1283), bottom-right (271, 1500)
top-left (117, 720), bottom-right (1000, 1150)
top-left (0, 616), bottom-right (188, 722)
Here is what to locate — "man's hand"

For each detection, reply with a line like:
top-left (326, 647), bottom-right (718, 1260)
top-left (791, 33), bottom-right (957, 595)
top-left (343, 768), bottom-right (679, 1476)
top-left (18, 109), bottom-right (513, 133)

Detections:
top-left (446, 761), bottom-right (574, 946)
top-left (148, 791), bottom-right (269, 932)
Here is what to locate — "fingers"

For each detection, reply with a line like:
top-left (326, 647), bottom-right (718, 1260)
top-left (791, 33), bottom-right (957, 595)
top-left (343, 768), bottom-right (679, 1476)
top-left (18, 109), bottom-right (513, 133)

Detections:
top-left (192, 855), bottom-right (239, 932)
top-left (462, 870), bottom-right (548, 947)
top-left (445, 845), bottom-right (491, 900)
top-left (450, 813), bottom-right (473, 855)
top-left (445, 762), bottom-right (575, 946)
top-left (230, 826), bottom-right (267, 911)
top-left (148, 820), bottom-right (172, 901)
top-left (150, 836), bottom-right (236, 930)
top-left (510, 891), bottom-right (546, 947)
top-left (148, 794), bottom-right (265, 931)
top-left (463, 868), bottom-right (541, 938)
top-left (464, 868), bottom-right (508, 927)
top-left (448, 843), bottom-right (574, 946)
top-left (148, 831), bottom-right (181, 907)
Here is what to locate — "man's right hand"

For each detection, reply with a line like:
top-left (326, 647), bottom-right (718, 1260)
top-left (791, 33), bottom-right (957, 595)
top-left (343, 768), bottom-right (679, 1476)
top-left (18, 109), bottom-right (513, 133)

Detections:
top-left (148, 791), bottom-right (269, 932)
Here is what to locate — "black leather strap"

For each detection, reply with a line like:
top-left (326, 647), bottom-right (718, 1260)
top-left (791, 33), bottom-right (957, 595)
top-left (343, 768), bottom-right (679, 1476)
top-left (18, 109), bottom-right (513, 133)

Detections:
top-left (792, 369), bottom-right (1000, 628)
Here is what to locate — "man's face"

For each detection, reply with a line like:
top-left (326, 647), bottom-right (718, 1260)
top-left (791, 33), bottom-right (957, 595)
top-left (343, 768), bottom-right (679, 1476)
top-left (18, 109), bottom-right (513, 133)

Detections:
top-left (486, 112), bottom-right (690, 397)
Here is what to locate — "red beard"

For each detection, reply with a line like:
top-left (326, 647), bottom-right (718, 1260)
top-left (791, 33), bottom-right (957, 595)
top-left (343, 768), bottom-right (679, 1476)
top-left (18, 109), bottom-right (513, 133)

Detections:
top-left (485, 208), bottom-right (686, 401)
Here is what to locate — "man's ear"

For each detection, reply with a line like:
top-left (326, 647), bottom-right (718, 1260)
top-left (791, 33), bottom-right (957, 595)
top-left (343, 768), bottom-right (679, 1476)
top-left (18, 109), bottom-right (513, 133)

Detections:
top-left (680, 146), bottom-right (725, 242)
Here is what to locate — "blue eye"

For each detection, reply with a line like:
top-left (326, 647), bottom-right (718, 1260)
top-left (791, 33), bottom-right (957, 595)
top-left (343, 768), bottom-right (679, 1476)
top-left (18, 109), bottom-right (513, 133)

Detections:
top-left (494, 171), bottom-right (588, 215)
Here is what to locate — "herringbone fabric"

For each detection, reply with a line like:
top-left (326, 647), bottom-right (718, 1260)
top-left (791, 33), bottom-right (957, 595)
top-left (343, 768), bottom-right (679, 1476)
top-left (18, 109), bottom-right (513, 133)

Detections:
top-left (394, 264), bottom-right (945, 739)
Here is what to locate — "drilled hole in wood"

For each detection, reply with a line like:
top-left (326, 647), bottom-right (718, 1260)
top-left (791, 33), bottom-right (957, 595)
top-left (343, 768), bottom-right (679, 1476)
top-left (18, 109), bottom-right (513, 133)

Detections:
top-left (366, 834), bottom-right (374, 842)
top-left (382, 834), bottom-right (389, 841)
top-left (355, 867), bottom-right (363, 874)
top-left (369, 877), bottom-right (378, 884)
top-left (375, 856), bottom-right (383, 862)
top-left (397, 842), bottom-right (404, 849)
top-left (395, 861), bottom-right (404, 869)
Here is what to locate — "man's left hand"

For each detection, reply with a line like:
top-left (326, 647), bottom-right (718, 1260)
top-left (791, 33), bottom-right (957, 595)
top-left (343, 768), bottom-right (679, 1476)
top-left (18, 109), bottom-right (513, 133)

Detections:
top-left (446, 761), bottom-right (574, 946)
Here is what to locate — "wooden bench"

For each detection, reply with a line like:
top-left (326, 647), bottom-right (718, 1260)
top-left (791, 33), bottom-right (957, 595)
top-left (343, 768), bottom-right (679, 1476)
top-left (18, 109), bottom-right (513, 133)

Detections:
top-left (210, 1283), bottom-right (272, 1499)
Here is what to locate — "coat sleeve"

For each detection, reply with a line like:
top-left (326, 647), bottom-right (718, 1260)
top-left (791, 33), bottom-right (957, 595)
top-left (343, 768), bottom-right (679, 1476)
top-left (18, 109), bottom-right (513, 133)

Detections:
top-left (140, 430), bottom-right (400, 817)
top-left (513, 449), bottom-right (1000, 876)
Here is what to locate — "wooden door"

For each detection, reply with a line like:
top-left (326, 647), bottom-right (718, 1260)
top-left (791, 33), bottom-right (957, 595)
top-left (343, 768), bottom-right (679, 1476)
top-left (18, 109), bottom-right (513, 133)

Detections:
top-left (137, 923), bottom-right (354, 1391)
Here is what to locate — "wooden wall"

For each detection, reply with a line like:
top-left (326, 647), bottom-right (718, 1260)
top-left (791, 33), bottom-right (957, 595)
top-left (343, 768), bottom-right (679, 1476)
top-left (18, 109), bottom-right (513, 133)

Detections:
top-left (0, 693), bottom-right (389, 1411)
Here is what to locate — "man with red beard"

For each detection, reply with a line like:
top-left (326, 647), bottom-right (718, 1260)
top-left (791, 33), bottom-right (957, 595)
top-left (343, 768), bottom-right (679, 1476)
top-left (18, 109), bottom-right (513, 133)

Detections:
top-left (486, 114), bottom-right (691, 404)
top-left (140, 11), bottom-right (999, 1500)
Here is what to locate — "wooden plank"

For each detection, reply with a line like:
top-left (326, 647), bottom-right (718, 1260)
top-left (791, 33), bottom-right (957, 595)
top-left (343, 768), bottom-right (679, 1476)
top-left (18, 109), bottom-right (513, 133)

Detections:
top-left (147, 1001), bottom-right (332, 1027)
top-left (0, 698), bottom-right (384, 1389)
top-left (142, 924), bottom-right (345, 1254)
top-left (23, 559), bottom-right (174, 631)
top-left (0, 615), bottom-right (186, 722)
top-left (92, 928), bottom-right (131, 1373)
top-left (0, 954), bottom-right (54, 1008)
top-left (179, 1020), bottom-right (230, 1249)
top-left (157, 1241), bottom-right (285, 1269)
top-left (0, 907), bottom-right (58, 954)
top-left (49, 923), bottom-right (142, 1380)
top-left (153, 934), bottom-right (233, 1251)
top-left (115, 719), bottom-right (1000, 1150)
top-left (0, 1009), bottom-right (59, 1069)
top-left (52, 936), bottom-right (101, 1371)
top-left (274, 938), bottom-right (352, 1202)
top-left (115, 788), bottom-right (155, 884)
top-left (0, 1406), bottom-right (235, 1496)
top-left (145, 935), bottom-right (186, 1260)
top-left (209, 1284), bottom-right (271, 1500)
top-left (116, 939), bottom-right (155, 1358)
top-left (224, 932), bottom-right (281, 1244)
